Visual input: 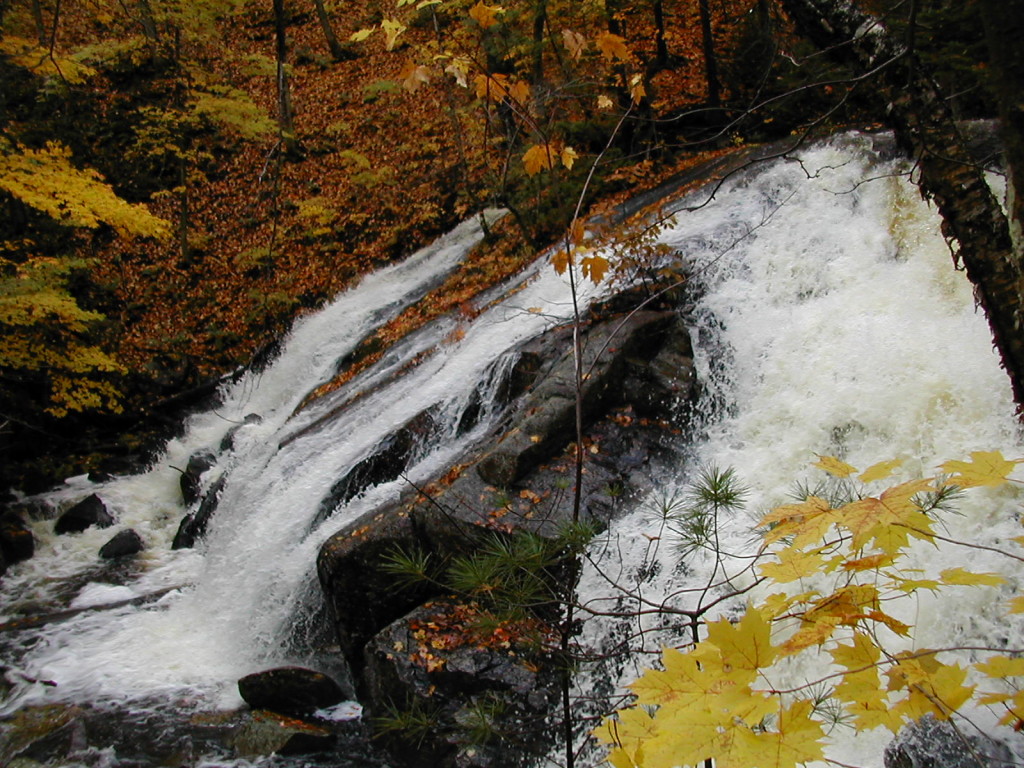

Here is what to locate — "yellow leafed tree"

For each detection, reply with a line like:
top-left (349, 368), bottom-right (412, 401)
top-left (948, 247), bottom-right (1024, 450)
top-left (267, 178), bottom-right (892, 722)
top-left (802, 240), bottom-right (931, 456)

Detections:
top-left (0, 139), bottom-right (169, 416)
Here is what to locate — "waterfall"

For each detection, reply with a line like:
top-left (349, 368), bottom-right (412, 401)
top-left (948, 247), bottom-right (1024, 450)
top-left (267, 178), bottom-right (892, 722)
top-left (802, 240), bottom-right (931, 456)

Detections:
top-left (570, 132), bottom-right (1024, 767)
top-left (2, 131), bottom-right (1022, 767)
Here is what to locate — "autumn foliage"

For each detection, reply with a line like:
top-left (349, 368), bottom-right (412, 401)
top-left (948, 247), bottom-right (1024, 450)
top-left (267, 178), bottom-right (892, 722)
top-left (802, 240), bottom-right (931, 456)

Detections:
top-left (597, 452), bottom-right (1024, 768)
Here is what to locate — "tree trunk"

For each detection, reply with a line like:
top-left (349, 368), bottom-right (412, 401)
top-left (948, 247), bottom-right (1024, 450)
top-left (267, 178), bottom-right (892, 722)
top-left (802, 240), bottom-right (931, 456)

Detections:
top-left (531, 0), bottom-right (547, 83)
top-left (605, 0), bottom-right (622, 36)
top-left (780, 0), bottom-right (1024, 411)
top-left (979, 0), bottom-right (1024, 260)
top-left (697, 0), bottom-right (720, 106)
top-left (312, 0), bottom-right (347, 61)
top-left (273, 0), bottom-right (298, 155)
top-left (652, 0), bottom-right (669, 68)
top-left (30, 0), bottom-right (46, 44)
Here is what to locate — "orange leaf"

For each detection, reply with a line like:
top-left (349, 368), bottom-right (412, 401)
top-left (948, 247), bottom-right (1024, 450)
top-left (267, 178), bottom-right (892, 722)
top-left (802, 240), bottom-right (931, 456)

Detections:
top-left (399, 62), bottom-right (431, 92)
top-left (523, 143), bottom-right (554, 175)
top-left (469, 2), bottom-right (504, 29)
top-left (596, 32), bottom-right (630, 61)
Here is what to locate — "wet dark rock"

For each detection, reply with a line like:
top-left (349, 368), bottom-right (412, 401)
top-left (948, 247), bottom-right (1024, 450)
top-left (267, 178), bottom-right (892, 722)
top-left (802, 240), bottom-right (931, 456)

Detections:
top-left (53, 494), bottom-right (114, 535)
top-left (180, 451), bottom-right (216, 506)
top-left (172, 474), bottom-right (226, 549)
top-left (1, 510), bottom-right (35, 565)
top-left (0, 704), bottom-right (87, 765)
top-left (315, 411), bottom-right (436, 526)
top-left (624, 320), bottom-right (696, 419)
top-left (475, 311), bottom-right (675, 488)
top-left (98, 528), bottom-right (144, 559)
top-left (230, 710), bottom-right (337, 758)
top-left (238, 666), bottom-right (347, 717)
top-left (318, 309), bottom-right (696, 663)
top-left (364, 600), bottom-right (558, 767)
top-left (884, 716), bottom-right (1013, 768)
top-left (220, 413), bottom-right (263, 452)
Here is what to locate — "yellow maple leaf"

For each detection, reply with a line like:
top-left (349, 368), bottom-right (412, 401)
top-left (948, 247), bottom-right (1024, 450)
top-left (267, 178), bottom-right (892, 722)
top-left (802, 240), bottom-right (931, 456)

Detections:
top-left (399, 62), bottom-right (431, 92)
top-left (813, 454), bottom-right (857, 477)
top-left (939, 567), bottom-right (1006, 587)
top-left (551, 248), bottom-right (573, 275)
top-left (975, 655), bottom-right (1024, 678)
top-left (859, 458), bottom-right (903, 483)
top-left (522, 143), bottom-right (554, 175)
top-left (468, 2), bottom-right (504, 29)
top-left (758, 547), bottom-right (825, 583)
top-left (581, 254), bottom-right (610, 284)
top-left (597, 94), bottom-right (615, 110)
top-left (731, 700), bottom-right (825, 768)
top-left (704, 606), bottom-right (777, 674)
top-left (381, 18), bottom-right (407, 51)
top-left (507, 79), bottom-right (531, 104)
top-left (560, 145), bottom-right (579, 170)
top-left (349, 28), bottom-right (374, 42)
top-left (841, 552), bottom-right (895, 571)
top-left (561, 28), bottom-right (588, 59)
top-left (760, 496), bottom-right (834, 547)
top-left (941, 450), bottom-right (1022, 488)
top-left (830, 630), bottom-right (880, 670)
top-left (596, 32), bottom-right (630, 61)
top-left (444, 58), bottom-right (470, 88)
top-left (629, 73), bottom-right (646, 104)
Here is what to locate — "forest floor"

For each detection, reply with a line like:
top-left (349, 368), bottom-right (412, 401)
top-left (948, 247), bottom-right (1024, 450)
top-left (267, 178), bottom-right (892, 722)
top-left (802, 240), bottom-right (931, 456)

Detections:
top-left (4, 0), bottom-right (863, 486)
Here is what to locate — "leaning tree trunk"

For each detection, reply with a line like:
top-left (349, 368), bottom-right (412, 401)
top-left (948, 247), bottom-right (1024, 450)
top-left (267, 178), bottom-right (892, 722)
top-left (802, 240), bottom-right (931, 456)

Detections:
top-left (979, 0), bottom-right (1024, 261)
top-left (781, 0), bottom-right (1024, 412)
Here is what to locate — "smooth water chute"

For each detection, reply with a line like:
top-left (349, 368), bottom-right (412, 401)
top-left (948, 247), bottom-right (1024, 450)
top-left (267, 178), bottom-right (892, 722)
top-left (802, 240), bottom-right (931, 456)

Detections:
top-left (0, 206), bottom-right (613, 714)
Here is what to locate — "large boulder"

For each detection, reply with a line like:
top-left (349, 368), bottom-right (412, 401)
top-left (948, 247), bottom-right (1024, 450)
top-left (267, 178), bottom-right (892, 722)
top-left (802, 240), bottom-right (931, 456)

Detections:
top-left (172, 474), bottom-right (226, 549)
top-left (238, 667), bottom-right (347, 718)
top-left (180, 451), bottom-right (216, 506)
top-left (98, 529), bottom-right (144, 559)
top-left (54, 495), bottom-right (114, 535)
top-left (1, 510), bottom-right (35, 567)
top-left (318, 310), bottom-right (695, 660)
top-left (364, 600), bottom-right (558, 767)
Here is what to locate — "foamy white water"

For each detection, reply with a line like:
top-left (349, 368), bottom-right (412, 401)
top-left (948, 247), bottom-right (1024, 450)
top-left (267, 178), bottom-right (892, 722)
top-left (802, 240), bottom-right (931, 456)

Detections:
top-left (3, 132), bottom-right (1022, 768)
top-left (572, 133), bottom-right (1024, 766)
top-left (1, 204), bottom-right (616, 716)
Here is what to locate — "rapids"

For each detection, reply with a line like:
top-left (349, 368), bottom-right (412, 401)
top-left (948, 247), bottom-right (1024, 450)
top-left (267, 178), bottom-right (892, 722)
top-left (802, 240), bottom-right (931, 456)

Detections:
top-left (2, 131), bottom-right (1023, 767)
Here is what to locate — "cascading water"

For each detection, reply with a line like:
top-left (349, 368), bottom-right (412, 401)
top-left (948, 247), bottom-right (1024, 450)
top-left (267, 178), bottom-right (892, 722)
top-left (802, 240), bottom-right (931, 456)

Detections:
top-left (0, 207), bottom-right (610, 715)
top-left (1, 131), bottom-right (1021, 767)
top-left (569, 132), bottom-right (1024, 767)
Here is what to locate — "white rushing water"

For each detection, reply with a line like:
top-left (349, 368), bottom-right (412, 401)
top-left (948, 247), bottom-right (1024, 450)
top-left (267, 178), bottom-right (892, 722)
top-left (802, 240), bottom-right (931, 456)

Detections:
top-left (2, 132), bottom-right (1022, 767)
top-left (0, 207), bottom-right (607, 713)
top-left (571, 133), bottom-right (1024, 767)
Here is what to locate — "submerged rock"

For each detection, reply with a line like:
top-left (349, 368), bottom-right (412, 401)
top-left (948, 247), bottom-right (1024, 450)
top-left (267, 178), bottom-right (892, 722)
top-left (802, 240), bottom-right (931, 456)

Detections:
top-left (0, 704), bottom-right (87, 765)
top-left (53, 495), bottom-right (114, 535)
top-left (230, 710), bottom-right (336, 758)
top-left (172, 474), bottom-right (225, 549)
top-left (884, 716), bottom-right (1013, 768)
top-left (238, 666), bottom-right (347, 717)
